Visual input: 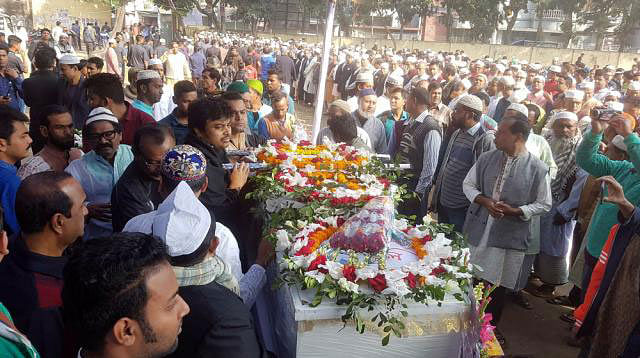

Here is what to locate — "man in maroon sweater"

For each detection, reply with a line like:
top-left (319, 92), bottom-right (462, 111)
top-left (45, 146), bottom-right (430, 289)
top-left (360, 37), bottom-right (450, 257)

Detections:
top-left (122, 69), bottom-right (162, 144)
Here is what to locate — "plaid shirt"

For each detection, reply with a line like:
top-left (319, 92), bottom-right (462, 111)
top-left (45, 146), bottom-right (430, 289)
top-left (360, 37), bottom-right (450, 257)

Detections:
top-left (429, 103), bottom-right (452, 130)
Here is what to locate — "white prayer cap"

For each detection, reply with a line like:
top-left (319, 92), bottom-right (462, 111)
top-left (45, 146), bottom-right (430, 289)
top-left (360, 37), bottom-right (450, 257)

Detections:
top-left (459, 68), bottom-right (470, 76)
top-left (530, 63), bottom-right (542, 71)
top-left (59, 54), bottom-right (80, 65)
top-left (565, 89), bottom-right (585, 102)
top-left (137, 69), bottom-right (161, 81)
top-left (506, 103), bottom-right (529, 118)
top-left (606, 90), bottom-right (621, 99)
top-left (579, 81), bottom-right (595, 90)
top-left (495, 64), bottom-right (506, 73)
top-left (510, 64), bottom-right (521, 71)
top-left (508, 89), bottom-right (528, 104)
top-left (533, 75), bottom-right (546, 82)
top-left (59, 33), bottom-right (68, 38)
top-left (108, 38), bottom-right (116, 44)
top-left (473, 60), bottom-right (485, 67)
top-left (520, 60), bottom-right (529, 65)
top-left (406, 56), bottom-right (417, 64)
top-left (380, 62), bottom-right (389, 70)
top-left (607, 102), bottom-right (624, 112)
top-left (456, 94), bottom-right (484, 113)
top-left (552, 111), bottom-right (578, 122)
top-left (355, 71), bottom-right (374, 83)
top-left (548, 65), bottom-right (562, 73)
top-left (461, 78), bottom-right (472, 90)
top-left (148, 58), bottom-right (163, 66)
top-left (152, 182), bottom-right (212, 257)
top-left (628, 81), bottom-right (640, 91)
top-left (85, 107), bottom-right (119, 126)
top-left (612, 135), bottom-right (628, 152)
top-left (604, 64), bottom-right (615, 71)
top-left (385, 75), bottom-right (404, 87)
top-left (500, 76), bottom-right (516, 87)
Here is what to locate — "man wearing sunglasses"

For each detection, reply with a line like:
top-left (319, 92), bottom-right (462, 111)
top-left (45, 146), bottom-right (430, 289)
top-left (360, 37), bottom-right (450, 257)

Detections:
top-left (66, 107), bottom-right (134, 240)
top-left (111, 125), bottom-right (175, 232)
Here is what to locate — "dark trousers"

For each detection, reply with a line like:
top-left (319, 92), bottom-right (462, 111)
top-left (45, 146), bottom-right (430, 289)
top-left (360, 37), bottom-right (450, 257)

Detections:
top-left (72, 35), bottom-right (81, 50)
top-left (580, 251), bottom-right (598, 303)
top-left (437, 203), bottom-right (468, 233)
top-left (85, 42), bottom-right (94, 56)
top-left (486, 285), bottom-right (508, 325)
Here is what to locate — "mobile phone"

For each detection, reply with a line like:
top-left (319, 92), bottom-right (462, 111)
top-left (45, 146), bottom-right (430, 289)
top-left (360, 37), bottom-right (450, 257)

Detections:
top-left (599, 182), bottom-right (606, 204)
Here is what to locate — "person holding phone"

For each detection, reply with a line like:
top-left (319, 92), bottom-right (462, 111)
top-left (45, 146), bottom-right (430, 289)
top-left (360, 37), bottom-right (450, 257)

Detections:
top-left (575, 113), bottom-right (640, 310)
top-left (0, 44), bottom-right (23, 113)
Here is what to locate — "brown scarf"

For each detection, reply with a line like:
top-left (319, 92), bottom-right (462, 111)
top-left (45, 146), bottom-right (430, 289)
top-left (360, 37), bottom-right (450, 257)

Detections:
top-left (589, 234), bottom-right (640, 358)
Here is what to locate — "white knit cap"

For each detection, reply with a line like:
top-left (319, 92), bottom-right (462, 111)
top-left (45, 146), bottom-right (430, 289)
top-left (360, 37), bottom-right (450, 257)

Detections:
top-left (136, 69), bottom-right (161, 81)
top-left (456, 94), bottom-right (484, 113)
top-left (565, 90), bottom-right (585, 102)
top-left (506, 103), bottom-right (529, 118)
top-left (552, 111), bottom-right (578, 122)
top-left (612, 135), bottom-right (628, 152)
top-left (59, 54), bottom-right (80, 65)
top-left (548, 65), bottom-right (562, 73)
top-left (85, 107), bottom-right (119, 126)
top-left (508, 89), bottom-right (529, 104)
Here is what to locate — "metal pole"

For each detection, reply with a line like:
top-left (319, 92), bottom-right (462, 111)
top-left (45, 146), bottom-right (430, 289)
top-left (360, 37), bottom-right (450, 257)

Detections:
top-left (311, 0), bottom-right (336, 144)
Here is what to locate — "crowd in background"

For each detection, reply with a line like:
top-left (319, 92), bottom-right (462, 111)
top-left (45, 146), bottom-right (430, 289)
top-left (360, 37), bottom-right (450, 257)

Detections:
top-left (0, 26), bottom-right (638, 358)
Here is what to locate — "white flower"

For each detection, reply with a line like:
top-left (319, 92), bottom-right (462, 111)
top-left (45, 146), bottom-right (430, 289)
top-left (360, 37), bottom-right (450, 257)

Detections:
top-left (445, 280), bottom-right (463, 295)
top-left (359, 173), bottom-right (378, 184)
top-left (275, 230), bottom-right (290, 251)
top-left (383, 279), bottom-right (411, 297)
top-left (305, 270), bottom-right (326, 284)
top-left (323, 216), bottom-right (339, 228)
top-left (290, 254), bottom-right (309, 269)
top-left (338, 277), bottom-right (359, 293)
top-left (394, 218), bottom-right (409, 231)
top-left (356, 266), bottom-right (379, 280)
top-left (297, 220), bottom-right (309, 229)
top-left (292, 237), bottom-right (308, 254)
top-left (265, 145), bottom-right (278, 157)
top-left (320, 260), bottom-right (343, 280)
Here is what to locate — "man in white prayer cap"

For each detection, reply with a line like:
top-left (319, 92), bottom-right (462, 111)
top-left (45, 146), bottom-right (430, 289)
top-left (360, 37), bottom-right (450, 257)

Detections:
top-left (59, 54), bottom-right (91, 129)
top-left (124, 182), bottom-right (268, 358)
top-left (534, 110), bottom-right (585, 298)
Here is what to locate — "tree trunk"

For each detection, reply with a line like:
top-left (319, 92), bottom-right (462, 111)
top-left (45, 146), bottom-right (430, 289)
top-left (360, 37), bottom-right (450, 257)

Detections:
top-left (219, 2), bottom-right (226, 32)
top-left (595, 32), bottom-right (604, 51)
top-left (400, 23), bottom-right (404, 40)
top-left (445, 5), bottom-right (452, 42)
top-left (536, 5), bottom-right (544, 42)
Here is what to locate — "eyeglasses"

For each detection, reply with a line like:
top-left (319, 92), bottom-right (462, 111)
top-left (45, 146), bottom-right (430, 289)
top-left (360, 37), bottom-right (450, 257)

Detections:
top-left (143, 158), bottom-right (163, 168)
top-left (86, 130), bottom-right (117, 142)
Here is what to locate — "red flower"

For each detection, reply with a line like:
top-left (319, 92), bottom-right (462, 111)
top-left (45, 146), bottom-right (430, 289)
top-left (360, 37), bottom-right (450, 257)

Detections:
top-left (307, 255), bottom-right (328, 273)
top-left (404, 272), bottom-right (417, 289)
top-left (368, 273), bottom-right (388, 293)
top-left (299, 140), bottom-right (312, 146)
top-left (276, 152), bottom-right (288, 160)
top-left (430, 265), bottom-right (446, 276)
top-left (342, 264), bottom-right (357, 282)
top-left (420, 235), bottom-right (432, 245)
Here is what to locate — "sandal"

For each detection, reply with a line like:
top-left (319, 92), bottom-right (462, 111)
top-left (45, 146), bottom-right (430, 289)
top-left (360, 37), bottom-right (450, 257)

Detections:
top-left (547, 296), bottom-right (573, 306)
top-left (512, 291), bottom-right (533, 310)
top-left (560, 313), bottom-right (575, 324)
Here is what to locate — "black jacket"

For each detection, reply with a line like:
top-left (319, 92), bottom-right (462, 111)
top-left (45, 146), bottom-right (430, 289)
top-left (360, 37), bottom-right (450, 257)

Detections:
top-left (23, 70), bottom-right (60, 152)
top-left (168, 281), bottom-right (266, 358)
top-left (184, 133), bottom-right (240, 228)
top-left (275, 55), bottom-right (296, 86)
top-left (111, 160), bottom-right (162, 232)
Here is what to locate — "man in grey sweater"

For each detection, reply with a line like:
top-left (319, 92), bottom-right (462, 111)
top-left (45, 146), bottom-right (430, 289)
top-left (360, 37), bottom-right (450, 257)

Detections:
top-left (462, 115), bottom-right (551, 343)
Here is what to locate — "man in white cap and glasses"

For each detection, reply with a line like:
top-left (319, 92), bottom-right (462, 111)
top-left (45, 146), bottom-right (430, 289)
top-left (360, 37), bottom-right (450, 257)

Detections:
top-left (123, 182), bottom-right (268, 358)
top-left (54, 33), bottom-right (75, 59)
top-left (352, 88), bottom-right (387, 153)
top-left (527, 75), bottom-right (551, 110)
top-left (432, 94), bottom-right (495, 233)
top-left (346, 71), bottom-right (375, 112)
top-left (58, 54), bottom-right (90, 129)
top-left (532, 111), bottom-right (586, 299)
top-left (123, 69), bottom-right (163, 144)
top-left (66, 107), bottom-right (134, 240)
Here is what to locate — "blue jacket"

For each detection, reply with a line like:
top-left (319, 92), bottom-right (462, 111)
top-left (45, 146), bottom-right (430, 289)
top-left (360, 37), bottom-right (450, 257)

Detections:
top-left (0, 160), bottom-right (20, 235)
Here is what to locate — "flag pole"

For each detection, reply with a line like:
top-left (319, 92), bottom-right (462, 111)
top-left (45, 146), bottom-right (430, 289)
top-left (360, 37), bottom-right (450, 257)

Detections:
top-left (311, 0), bottom-right (336, 144)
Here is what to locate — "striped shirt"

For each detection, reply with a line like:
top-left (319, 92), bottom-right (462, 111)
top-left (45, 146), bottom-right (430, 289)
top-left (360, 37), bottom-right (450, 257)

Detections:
top-left (440, 123), bottom-right (483, 208)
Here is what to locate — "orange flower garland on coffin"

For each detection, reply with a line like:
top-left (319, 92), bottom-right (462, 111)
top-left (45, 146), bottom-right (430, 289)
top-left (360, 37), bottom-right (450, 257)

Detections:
top-left (411, 238), bottom-right (427, 259)
top-left (295, 225), bottom-right (338, 256)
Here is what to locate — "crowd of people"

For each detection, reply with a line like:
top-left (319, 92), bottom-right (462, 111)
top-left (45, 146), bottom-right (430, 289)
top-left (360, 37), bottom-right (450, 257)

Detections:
top-left (0, 27), bottom-right (639, 358)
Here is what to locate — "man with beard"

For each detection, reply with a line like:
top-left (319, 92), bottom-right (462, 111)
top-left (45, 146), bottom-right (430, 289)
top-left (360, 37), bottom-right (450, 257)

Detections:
top-left (66, 107), bottom-right (134, 240)
top-left (351, 88), bottom-right (387, 153)
top-left (18, 105), bottom-right (83, 179)
top-left (533, 111), bottom-right (586, 298)
top-left (149, 58), bottom-right (177, 121)
top-left (160, 81), bottom-right (198, 144)
top-left (111, 126), bottom-right (175, 232)
top-left (263, 69), bottom-right (295, 115)
top-left (0, 171), bottom-right (87, 357)
top-left (123, 70), bottom-right (162, 144)
top-left (316, 100), bottom-right (372, 150)
top-left (62, 233), bottom-right (190, 358)
top-left (54, 33), bottom-right (75, 59)
top-left (391, 87), bottom-right (442, 217)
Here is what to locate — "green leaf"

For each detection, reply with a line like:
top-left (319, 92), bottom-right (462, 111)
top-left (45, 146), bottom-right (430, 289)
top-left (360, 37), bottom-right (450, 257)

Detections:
top-left (382, 334), bottom-right (390, 346)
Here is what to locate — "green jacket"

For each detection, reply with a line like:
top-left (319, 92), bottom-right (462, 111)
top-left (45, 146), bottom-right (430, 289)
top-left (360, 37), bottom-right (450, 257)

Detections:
top-left (0, 303), bottom-right (39, 358)
top-left (576, 131), bottom-right (640, 258)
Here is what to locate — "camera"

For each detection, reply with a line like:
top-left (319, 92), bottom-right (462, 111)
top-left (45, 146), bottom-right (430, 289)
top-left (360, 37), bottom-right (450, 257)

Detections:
top-left (590, 108), bottom-right (620, 121)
